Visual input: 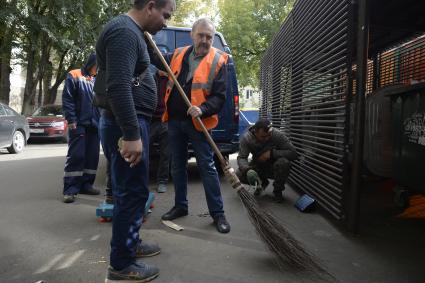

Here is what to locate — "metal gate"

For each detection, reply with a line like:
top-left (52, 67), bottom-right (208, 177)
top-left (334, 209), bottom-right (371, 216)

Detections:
top-left (259, 0), bottom-right (354, 220)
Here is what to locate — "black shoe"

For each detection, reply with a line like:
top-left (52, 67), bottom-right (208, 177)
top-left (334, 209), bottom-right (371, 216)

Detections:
top-left (105, 194), bottom-right (114, 204)
top-left (105, 262), bottom-right (159, 282)
top-left (213, 214), bottom-right (231, 234)
top-left (253, 187), bottom-right (263, 196)
top-left (80, 187), bottom-right (100, 195)
top-left (63, 194), bottom-right (75, 203)
top-left (262, 178), bottom-right (270, 189)
top-left (273, 191), bottom-right (284, 203)
top-left (161, 206), bottom-right (188, 221)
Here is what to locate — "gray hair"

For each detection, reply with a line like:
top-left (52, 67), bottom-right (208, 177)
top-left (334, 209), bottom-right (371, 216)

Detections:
top-left (192, 18), bottom-right (216, 34)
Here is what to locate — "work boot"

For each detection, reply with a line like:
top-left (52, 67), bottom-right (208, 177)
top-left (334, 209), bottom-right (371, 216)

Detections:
top-left (105, 188), bottom-right (113, 204)
top-left (80, 185), bottom-right (100, 195)
top-left (105, 195), bottom-right (114, 204)
top-left (105, 262), bottom-right (159, 283)
top-left (213, 214), bottom-right (231, 234)
top-left (63, 194), bottom-right (75, 203)
top-left (273, 191), bottom-right (284, 203)
top-left (136, 240), bottom-right (161, 257)
top-left (157, 183), bottom-right (167, 193)
top-left (161, 206), bottom-right (188, 221)
top-left (254, 179), bottom-right (269, 196)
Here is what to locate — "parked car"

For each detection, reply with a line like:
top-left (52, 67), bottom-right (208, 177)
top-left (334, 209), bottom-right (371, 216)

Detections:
top-left (152, 27), bottom-right (240, 164)
top-left (27, 104), bottom-right (68, 142)
top-left (0, 102), bottom-right (30, 153)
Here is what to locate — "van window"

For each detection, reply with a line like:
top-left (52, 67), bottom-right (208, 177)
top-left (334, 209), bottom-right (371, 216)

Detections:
top-left (153, 30), bottom-right (175, 53)
top-left (175, 31), bottom-right (192, 49)
top-left (213, 35), bottom-right (225, 50)
top-left (0, 105), bottom-right (5, 116)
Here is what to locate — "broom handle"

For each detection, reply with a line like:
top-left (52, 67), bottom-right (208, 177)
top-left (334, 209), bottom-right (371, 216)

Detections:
top-left (144, 32), bottom-right (228, 168)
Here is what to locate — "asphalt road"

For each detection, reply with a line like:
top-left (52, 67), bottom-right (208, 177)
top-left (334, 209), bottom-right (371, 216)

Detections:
top-left (1, 143), bottom-right (424, 283)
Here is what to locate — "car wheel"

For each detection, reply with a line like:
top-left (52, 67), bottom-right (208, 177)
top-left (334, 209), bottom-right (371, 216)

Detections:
top-left (7, 130), bottom-right (25, 154)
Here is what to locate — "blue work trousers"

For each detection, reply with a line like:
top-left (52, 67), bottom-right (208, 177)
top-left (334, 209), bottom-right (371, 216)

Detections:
top-left (63, 125), bottom-right (99, 195)
top-left (168, 119), bottom-right (224, 218)
top-left (99, 114), bottom-right (150, 271)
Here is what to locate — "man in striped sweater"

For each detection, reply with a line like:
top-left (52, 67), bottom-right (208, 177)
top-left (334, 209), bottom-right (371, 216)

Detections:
top-left (95, 0), bottom-right (175, 282)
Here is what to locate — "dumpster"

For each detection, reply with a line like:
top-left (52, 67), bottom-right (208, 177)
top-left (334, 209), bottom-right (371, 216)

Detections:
top-left (364, 86), bottom-right (395, 177)
top-left (388, 82), bottom-right (425, 207)
top-left (239, 109), bottom-right (259, 135)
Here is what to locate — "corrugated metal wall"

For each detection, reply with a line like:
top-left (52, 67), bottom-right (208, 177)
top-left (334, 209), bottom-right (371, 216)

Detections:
top-left (259, 0), bottom-right (353, 220)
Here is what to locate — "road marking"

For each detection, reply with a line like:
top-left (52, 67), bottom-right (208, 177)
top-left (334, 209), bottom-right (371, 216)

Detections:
top-left (73, 238), bottom-right (82, 244)
top-left (90, 234), bottom-right (100, 241)
top-left (56, 250), bottom-right (85, 270)
top-left (34, 253), bottom-right (65, 274)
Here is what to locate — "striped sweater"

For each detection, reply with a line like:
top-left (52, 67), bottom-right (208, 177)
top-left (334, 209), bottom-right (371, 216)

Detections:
top-left (95, 14), bottom-right (157, 140)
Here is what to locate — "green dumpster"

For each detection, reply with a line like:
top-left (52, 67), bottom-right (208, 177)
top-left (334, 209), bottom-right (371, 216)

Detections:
top-left (388, 82), bottom-right (425, 207)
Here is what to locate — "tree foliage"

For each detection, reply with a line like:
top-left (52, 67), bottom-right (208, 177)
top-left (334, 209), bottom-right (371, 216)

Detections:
top-left (2, 0), bottom-right (293, 112)
top-left (218, 0), bottom-right (294, 88)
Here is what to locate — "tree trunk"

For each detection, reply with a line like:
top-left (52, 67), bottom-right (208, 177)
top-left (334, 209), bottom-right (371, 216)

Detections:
top-left (45, 50), bottom-right (70, 105)
top-left (42, 61), bottom-right (53, 105)
top-left (37, 76), bottom-right (43, 107)
top-left (0, 57), bottom-right (12, 105)
top-left (22, 44), bottom-right (38, 115)
top-left (0, 26), bottom-right (15, 105)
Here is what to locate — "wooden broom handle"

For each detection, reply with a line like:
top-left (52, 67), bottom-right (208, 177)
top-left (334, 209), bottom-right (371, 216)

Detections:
top-left (144, 31), bottom-right (228, 168)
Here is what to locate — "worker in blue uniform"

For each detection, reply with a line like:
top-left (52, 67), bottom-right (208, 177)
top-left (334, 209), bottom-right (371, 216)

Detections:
top-left (62, 53), bottom-right (100, 203)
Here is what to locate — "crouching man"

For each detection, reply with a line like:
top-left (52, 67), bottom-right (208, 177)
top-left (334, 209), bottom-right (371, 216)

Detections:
top-left (236, 119), bottom-right (298, 202)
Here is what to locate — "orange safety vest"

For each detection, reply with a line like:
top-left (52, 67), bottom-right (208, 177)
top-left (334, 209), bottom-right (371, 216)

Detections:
top-left (162, 46), bottom-right (229, 131)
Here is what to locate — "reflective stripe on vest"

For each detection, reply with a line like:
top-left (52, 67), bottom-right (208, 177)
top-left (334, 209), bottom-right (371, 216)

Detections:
top-left (162, 46), bottom-right (229, 131)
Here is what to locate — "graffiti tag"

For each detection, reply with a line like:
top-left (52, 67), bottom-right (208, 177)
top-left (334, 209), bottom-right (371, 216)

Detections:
top-left (404, 112), bottom-right (425, 146)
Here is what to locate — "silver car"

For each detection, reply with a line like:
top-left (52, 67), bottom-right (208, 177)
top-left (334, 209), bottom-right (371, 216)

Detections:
top-left (0, 103), bottom-right (30, 153)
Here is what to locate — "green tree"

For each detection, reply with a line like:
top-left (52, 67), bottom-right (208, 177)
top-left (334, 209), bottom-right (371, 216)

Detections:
top-left (218, 0), bottom-right (293, 88)
top-left (0, 0), bottom-right (19, 104)
top-left (170, 0), bottom-right (218, 27)
top-left (16, 0), bottom-right (129, 114)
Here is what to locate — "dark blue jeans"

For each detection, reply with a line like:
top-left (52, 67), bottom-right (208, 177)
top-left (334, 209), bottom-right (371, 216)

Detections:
top-left (168, 119), bottom-right (224, 218)
top-left (99, 114), bottom-right (150, 271)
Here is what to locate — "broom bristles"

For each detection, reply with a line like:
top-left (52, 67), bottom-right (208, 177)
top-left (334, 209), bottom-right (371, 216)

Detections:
top-left (237, 187), bottom-right (333, 279)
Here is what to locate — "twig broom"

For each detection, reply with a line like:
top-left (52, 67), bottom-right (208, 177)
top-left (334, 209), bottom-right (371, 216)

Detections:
top-left (145, 31), bottom-right (331, 276)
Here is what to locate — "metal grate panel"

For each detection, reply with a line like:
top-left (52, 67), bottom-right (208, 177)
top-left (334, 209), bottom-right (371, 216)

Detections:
top-left (259, 0), bottom-right (352, 220)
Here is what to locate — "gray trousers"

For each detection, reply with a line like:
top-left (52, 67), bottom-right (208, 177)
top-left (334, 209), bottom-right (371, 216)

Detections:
top-left (149, 119), bottom-right (170, 184)
top-left (237, 157), bottom-right (291, 192)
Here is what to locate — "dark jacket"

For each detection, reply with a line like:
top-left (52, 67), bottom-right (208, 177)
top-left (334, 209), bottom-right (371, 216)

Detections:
top-left (151, 46), bottom-right (227, 120)
top-left (62, 54), bottom-right (99, 128)
top-left (237, 126), bottom-right (298, 173)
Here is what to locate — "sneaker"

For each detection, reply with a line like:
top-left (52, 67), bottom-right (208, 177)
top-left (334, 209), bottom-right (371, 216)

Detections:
top-left (136, 240), bottom-right (161, 257)
top-left (63, 194), bottom-right (75, 203)
top-left (105, 262), bottom-right (159, 283)
top-left (213, 214), bottom-right (231, 234)
top-left (80, 186), bottom-right (100, 195)
top-left (157, 183), bottom-right (167, 193)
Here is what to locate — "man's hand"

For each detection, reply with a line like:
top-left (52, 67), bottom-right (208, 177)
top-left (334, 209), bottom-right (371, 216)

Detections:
top-left (257, 150), bottom-right (271, 162)
top-left (187, 106), bottom-right (202, 118)
top-left (68, 122), bottom-right (77, 130)
top-left (120, 139), bottom-right (143, 168)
